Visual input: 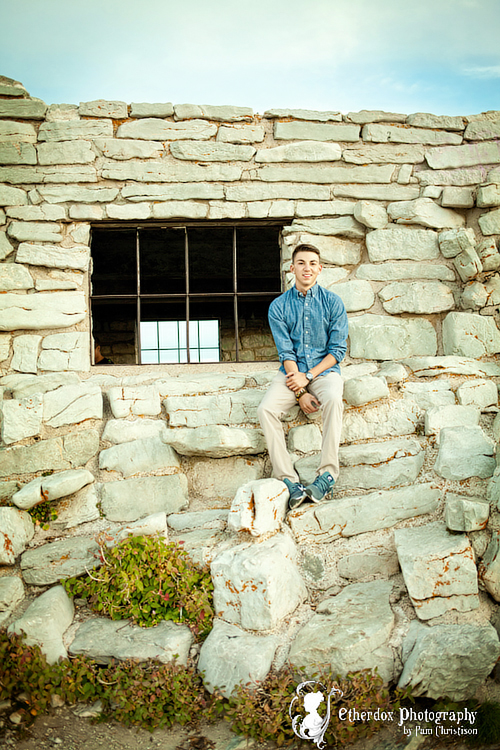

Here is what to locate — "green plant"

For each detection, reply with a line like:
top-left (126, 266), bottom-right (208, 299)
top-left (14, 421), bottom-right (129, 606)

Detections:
top-left (63, 536), bottom-right (214, 637)
top-left (465, 701), bottom-right (500, 746)
top-left (27, 498), bottom-right (58, 529)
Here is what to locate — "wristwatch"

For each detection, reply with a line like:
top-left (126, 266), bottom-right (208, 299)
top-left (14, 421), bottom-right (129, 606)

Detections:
top-left (305, 371), bottom-right (314, 382)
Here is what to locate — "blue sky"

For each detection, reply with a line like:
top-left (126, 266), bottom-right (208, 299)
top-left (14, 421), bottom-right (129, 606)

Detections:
top-left (1, 0), bottom-right (499, 116)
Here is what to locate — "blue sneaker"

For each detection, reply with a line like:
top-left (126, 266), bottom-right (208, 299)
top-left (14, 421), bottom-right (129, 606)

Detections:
top-left (304, 472), bottom-right (335, 503)
top-left (283, 478), bottom-right (307, 510)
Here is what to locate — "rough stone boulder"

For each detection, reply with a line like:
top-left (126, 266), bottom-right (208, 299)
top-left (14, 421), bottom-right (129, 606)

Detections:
top-left (100, 474), bottom-right (188, 522)
top-left (99, 436), bottom-right (180, 477)
top-left (0, 576), bottom-right (25, 626)
top-left (398, 620), bottom-right (500, 700)
top-left (20, 536), bottom-right (101, 585)
top-left (198, 619), bottom-right (279, 697)
top-left (479, 531), bottom-right (500, 601)
top-left (162, 425), bottom-right (266, 457)
top-left (11, 468), bottom-right (94, 510)
top-left (288, 581), bottom-right (395, 683)
top-left (434, 425), bottom-right (495, 480)
top-left (0, 506), bottom-right (34, 564)
top-left (211, 533), bottom-right (307, 630)
top-left (228, 478), bottom-right (288, 537)
top-left (445, 494), bottom-right (489, 532)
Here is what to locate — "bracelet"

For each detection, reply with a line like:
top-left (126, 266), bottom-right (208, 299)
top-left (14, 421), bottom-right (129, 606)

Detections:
top-left (295, 388), bottom-right (308, 401)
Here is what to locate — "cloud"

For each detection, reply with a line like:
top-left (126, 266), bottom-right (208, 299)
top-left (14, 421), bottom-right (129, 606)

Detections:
top-left (463, 65), bottom-right (500, 79)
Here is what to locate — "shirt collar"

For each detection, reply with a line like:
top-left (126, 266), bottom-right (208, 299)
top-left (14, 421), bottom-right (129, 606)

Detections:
top-left (293, 283), bottom-right (319, 299)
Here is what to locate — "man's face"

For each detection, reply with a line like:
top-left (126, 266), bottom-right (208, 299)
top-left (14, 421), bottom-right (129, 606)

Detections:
top-left (290, 250), bottom-right (322, 291)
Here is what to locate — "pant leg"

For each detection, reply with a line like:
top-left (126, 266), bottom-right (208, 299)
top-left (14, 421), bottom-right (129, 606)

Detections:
top-left (257, 372), bottom-right (299, 482)
top-left (308, 371), bottom-right (344, 480)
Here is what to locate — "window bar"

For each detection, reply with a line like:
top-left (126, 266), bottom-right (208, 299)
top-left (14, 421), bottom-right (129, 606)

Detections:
top-left (233, 226), bottom-right (239, 362)
top-left (136, 228), bottom-right (142, 365)
top-left (184, 228), bottom-right (190, 363)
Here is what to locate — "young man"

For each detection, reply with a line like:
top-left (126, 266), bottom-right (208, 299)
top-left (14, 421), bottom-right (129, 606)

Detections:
top-left (257, 243), bottom-right (348, 510)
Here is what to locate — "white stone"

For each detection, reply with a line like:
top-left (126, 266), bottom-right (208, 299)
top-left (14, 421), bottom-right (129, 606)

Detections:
top-left (343, 375), bottom-right (389, 406)
top-left (94, 138), bottom-right (164, 160)
top-left (16, 243), bottom-right (90, 271)
top-left (378, 361), bottom-right (409, 383)
top-left (349, 314), bottom-right (437, 359)
top-left (343, 143), bottom-right (425, 164)
top-left (460, 280), bottom-right (486, 309)
top-left (445, 494), bottom-right (489, 532)
top-left (129, 102), bottom-right (174, 117)
top-left (51, 484), bottom-right (100, 530)
top-left (0, 121), bottom-right (37, 143)
top-left (387, 198), bottom-right (465, 229)
top-left (8, 586), bottom-right (74, 664)
top-left (265, 108), bottom-right (342, 121)
top-left (356, 262), bottom-right (455, 282)
top-left (79, 99), bottom-right (127, 118)
top-left (37, 141), bottom-right (96, 165)
top-left (117, 118), bottom-right (217, 140)
top-left (288, 424), bottom-right (322, 453)
top-left (479, 207), bottom-right (500, 236)
top-left (282, 232), bottom-right (361, 265)
top-left (438, 227), bottom-right (476, 258)
top-left (425, 141), bottom-right (500, 170)
top-left (175, 104), bottom-right (253, 121)
top-left (363, 123), bottom-right (461, 145)
top-left (12, 468), bottom-right (94, 510)
top-left (353, 200), bottom-right (388, 229)
top-left (334, 184), bottom-right (420, 201)
top-left (226, 183), bottom-right (329, 202)
top-left (294, 200), bottom-right (355, 217)
top-left (0, 577), bottom-right (24, 626)
top-left (366, 226), bottom-right (439, 261)
top-left (442, 312), bottom-right (500, 357)
top-left (0, 507), bottom-right (34, 564)
top-left (397, 164), bottom-right (413, 183)
top-left (379, 281), bottom-right (455, 314)
top-left (7, 221), bottom-right (61, 243)
top-left (259, 164), bottom-right (394, 185)
top-left (407, 113), bottom-right (465, 130)
top-left (341, 399), bottom-right (420, 442)
top-left (400, 380), bottom-right (455, 410)
top-left (37, 120), bottom-right (113, 141)
top-left (100, 474), bottom-right (188, 522)
top-left (43, 382), bottom-right (102, 427)
top-left (434, 426), bottom-right (495, 480)
top-left (404, 356), bottom-right (500, 377)
top-left (0, 291), bottom-right (86, 331)
top-left (453, 246), bottom-right (482, 282)
top-left (108, 385), bottom-right (161, 418)
top-left (274, 121), bottom-right (359, 142)
top-left (38, 331), bottom-right (90, 372)
top-left (228, 478), bottom-right (288, 537)
top-left (465, 118), bottom-right (500, 140)
top-left (99, 436), bottom-right (180, 477)
top-left (11, 334), bottom-right (41, 373)
top-left (188, 456), bottom-right (264, 500)
top-left (163, 425), bottom-right (266, 457)
top-left (456, 379), bottom-right (498, 409)
top-left (110, 512), bottom-right (169, 544)
top-left (424, 404), bottom-right (480, 436)
top-left (1, 394), bottom-right (43, 444)
top-left (106, 203), bottom-right (152, 220)
top-left (39, 186), bottom-right (119, 203)
top-left (284, 216), bottom-right (364, 238)
top-left (255, 141), bottom-right (341, 163)
top-left (216, 124), bottom-right (265, 143)
top-left (170, 142), bottom-right (255, 161)
top-left (6, 204), bottom-right (66, 221)
top-left (102, 418), bottom-right (167, 444)
top-left (0, 333), bottom-right (10, 361)
top-left (441, 186), bottom-right (474, 207)
top-left (477, 183), bottom-right (500, 208)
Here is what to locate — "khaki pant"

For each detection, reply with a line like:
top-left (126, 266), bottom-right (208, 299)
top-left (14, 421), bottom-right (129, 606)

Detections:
top-left (257, 371), bottom-right (344, 483)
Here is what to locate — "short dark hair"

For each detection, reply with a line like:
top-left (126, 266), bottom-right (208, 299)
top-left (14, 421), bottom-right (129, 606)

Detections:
top-left (292, 243), bottom-right (321, 263)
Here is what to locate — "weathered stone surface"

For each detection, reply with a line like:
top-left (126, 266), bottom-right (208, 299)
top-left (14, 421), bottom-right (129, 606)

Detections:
top-left (228, 478), bottom-right (288, 538)
top-left (0, 291), bottom-right (86, 331)
top-left (453, 245), bottom-right (482, 282)
top-left (0, 185), bottom-right (28, 206)
top-left (117, 119), bottom-right (217, 140)
top-left (395, 522), bottom-right (478, 620)
top-left (398, 620), bottom-right (500, 700)
top-left (274, 121), bottom-right (359, 142)
top-left (129, 102), bottom-right (174, 118)
top-left (378, 361), bottom-right (409, 383)
top-left (456, 379), bottom-right (498, 409)
top-left (0, 76), bottom-right (28, 97)
top-left (424, 404), bottom-right (480, 436)
top-left (43, 383), bottom-right (102, 427)
top-left (3, 371), bottom-right (80, 399)
top-left (323, 280), bottom-right (372, 313)
top-left (357, 262), bottom-right (455, 281)
top-left (465, 118), bottom-right (500, 141)
top-left (441, 186), bottom-right (474, 207)
top-left (198, 619), bottom-right (278, 698)
top-left (342, 399), bottom-right (420, 442)
top-left (366, 226), bottom-right (439, 261)
top-left (445, 494), bottom-right (489, 532)
top-left (37, 141), bottom-right (96, 165)
top-left (165, 390), bottom-right (264, 428)
top-left (51, 484), bottom-right (100, 530)
top-left (480, 531), bottom-right (500, 599)
top-left (255, 141), bottom-right (341, 163)
top-left (45, 103), bottom-right (79, 121)
top-left (108, 385), bottom-right (161, 418)
top-left (334, 184), bottom-right (420, 201)
top-left (158, 373), bottom-right (246, 396)
top-left (7, 204), bottom-right (66, 221)
top-left (343, 375), bottom-right (389, 406)
top-left (349, 314), bottom-right (437, 359)
top-left (152, 201), bottom-right (207, 220)
top-left (102, 161), bottom-right (242, 183)
top-left (344, 143), bottom-right (425, 164)
top-left (12, 469), bottom-right (94, 510)
top-left (288, 483), bottom-right (439, 542)
top-left (0, 165), bottom-right (98, 184)
top-left (387, 198), bottom-right (464, 229)
top-left (477, 183), bottom-right (500, 208)
top-left (258, 164), bottom-right (394, 185)
top-left (7, 221), bottom-right (61, 243)
top-left (0, 98), bottom-right (47, 119)
top-left (0, 577), bottom-right (24, 626)
top-left (8, 586), bottom-right (73, 664)
top-left (168, 510), bottom-right (227, 532)
top-left (38, 331), bottom-right (90, 372)
top-left (106, 203), bottom-right (152, 220)
top-left (16, 243), bottom-right (90, 271)
top-left (0, 332), bottom-right (11, 360)
top-left (174, 104), bottom-right (253, 121)
top-left (363, 123), bottom-right (461, 145)
top-left (288, 581), bottom-right (395, 683)
top-left (407, 113), bottom-right (465, 130)
top-left (282, 232), bottom-right (361, 265)
top-left (442, 311), bottom-right (500, 357)
top-left (188, 456), bottom-right (264, 499)
top-left (170, 141), bottom-right (255, 161)
top-left (11, 334), bottom-right (40, 374)
top-left (216, 124), bottom-right (265, 143)
top-left (438, 227), bottom-right (476, 258)
top-left (38, 120), bottom-right (113, 141)
top-left (284, 217), bottom-right (365, 240)
top-left (338, 549), bottom-right (400, 581)
top-left (110, 512), bottom-right (169, 545)
top-left (94, 138), bottom-right (163, 160)
top-left (425, 141), bottom-right (500, 170)
top-left (211, 533), bottom-right (307, 630)
top-left (101, 418), bottom-right (167, 444)
top-left (345, 110), bottom-right (406, 124)
top-left (226, 183), bottom-right (329, 201)
top-left (99, 436), bottom-right (180, 477)
top-left (21, 537), bottom-right (101, 585)
top-left (479, 207), bottom-right (500, 236)
top-left (379, 281), bottom-right (454, 314)
top-left (265, 108), bottom-right (342, 121)
top-left (0, 429), bottom-right (99, 478)
top-left (163, 425), bottom-right (266, 457)
top-left (0, 121), bottom-right (37, 143)
top-left (69, 618), bottom-right (193, 666)
top-left (38, 186), bottom-right (118, 203)
top-left (434, 426), bottom-right (495, 480)
top-left (477, 238), bottom-right (500, 271)
top-left (400, 380), bottom-right (455, 410)
top-left (78, 100), bottom-right (127, 118)
top-left (288, 424), bottom-right (322, 453)
top-left (1, 393), bottom-right (43, 444)
top-left (100, 475), bottom-right (188, 522)
top-left (353, 200), bottom-right (388, 229)
top-left (0, 142), bottom-right (37, 165)
top-left (403, 356), bottom-right (500, 377)
top-left (0, 507), bottom-right (34, 564)
top-left (294, 200), bottom-right (355, 217)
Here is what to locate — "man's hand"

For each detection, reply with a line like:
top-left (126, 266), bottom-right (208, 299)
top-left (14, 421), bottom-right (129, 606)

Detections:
top-left (298, 393), bottom-right (320, 414)
top-left (285, 371), bottom-right (308, 392)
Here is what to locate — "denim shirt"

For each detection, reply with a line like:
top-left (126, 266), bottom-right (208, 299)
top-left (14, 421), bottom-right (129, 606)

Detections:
top-left (268, 283), bottom-right (348, 376)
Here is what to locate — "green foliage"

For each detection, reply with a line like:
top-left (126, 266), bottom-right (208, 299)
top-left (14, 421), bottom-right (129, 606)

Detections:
top-left (27, 499), bottom-right (58, 529)
top-left (465, 701), bottom-right (500, 746)
top-left (63, 536), bottom-right (214, 638)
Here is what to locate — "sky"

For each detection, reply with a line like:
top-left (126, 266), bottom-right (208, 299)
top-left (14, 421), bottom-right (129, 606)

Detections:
top-left (1, 0), bottom-right (499, 117)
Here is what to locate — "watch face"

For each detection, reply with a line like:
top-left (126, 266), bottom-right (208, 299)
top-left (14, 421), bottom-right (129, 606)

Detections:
top-left (306, 372), bottom-right (313, 381)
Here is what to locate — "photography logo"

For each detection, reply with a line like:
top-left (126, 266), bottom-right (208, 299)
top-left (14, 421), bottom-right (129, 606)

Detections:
top-left (289, 680), bottom-right (343, 749)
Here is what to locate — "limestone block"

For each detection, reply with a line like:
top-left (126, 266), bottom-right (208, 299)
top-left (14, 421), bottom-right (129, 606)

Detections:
top-left (387, 198), bottom-right (465, 229)
top-left (37, 141), bottom-right (96, 165)
top-left (51, 484), bottom-right (100, 530)
top-left (400, 380), bottom-right (455, 410)
top-left (78, 100), bottom-right (127, 118)
top-left (162, 425), bottom-right (266, 457)
top-left (486, 274), bottom-right (500, 304)
top-left (152, 201), bottom-right (208, 220)
top-left (0, 121), bottom-right (37, 143)
top-left (99, 436), bottom-right (180, 477)
top-left (117, 118), bottom-right (217, 141)
top-left (434, 426), bottom-right (495, 480)
top-left (366, 226), bottom-right (439, 261)
top-left (170, 141), bottom-right (255, 161)
top-left (94, 138), bottom-right (163, 160)
top-left (226, 183), bottom-right (329, 202)
top-left (424, 404), bottom-right (480, 436)
top-left (0, 577), bottom-right (24, 626)
top-left (167, 510), bottom-right (226, 532)
top-left (0, 142), bottom-right (37, 165)
top-left (479, 207), bottom-right (500, 236)
top-left (215, 125), bottom-right (265, 145)
top-left (4, 371), bottom-right (80, 399)
top-left (45, 103), bottom-right (79, 121)
top-left (480, 531), bottom-right (500, 599)
top-left (101, 418), bottom-right (167, 444)
top-left (398, 621), bottom-right (500, 700)
top-left (157, 372), bottom-right (246, 396)
top-left (343, 143), bottom-right (424, 164)
top-left (395, 522), bottom-right (478, 619)
top-left (265, 107), bottom-right (341, 121)
top-left (441, 186), bottom-right (474, 208)
top-left (0, 507), bottom-right (34, 564)
top-left (174, 104), bottom-right (253, 121)
top-left (326, 280), bottom-right (374, 313)
top-left (0, 430), bottom-right (99, 478)
top-left (228, 478), bottom-right (288, 537)
top-left (100, 474), bottom-right (188, 522)
top-left (43, 382), bottom-right (102, 427)
top-left (288, 483), bottom-right (439, 542)
top-left (418, 167), bottom-right (488, 187)
top-left (7, 205), bottom-right (66, 221)
top-left (438, 227), bottom-right (476, 258)
top-left (407, 113), bottom-right (465, 130)
top-left (0, 165), bottom-right (98, 184)
top-left (445, 494), bottom-right (489, 532)
top-left (274, 121), bottom-right (359, 142)
top-left (109, 512), bottom-right (169, 545)
top-left (106, 203), bottom-right (152, 220)
top-left (453, 246), bottom-right (482, 282)
top-left (198, 619), bottom-right (278, 698)
top-left (39, 331), bottom-right (90, 372)
top-left (343, 375), bottom-right (389, 406)
top-left (7, 221), bottom-right (61, 243)
top-left (334, 184), bottom-right (420, 201)
top-left (457, 379), bottom-right (498, 409)
top-left (442, 311), bottom-right (500, 357)
top-left (0, 76), bottom-right (28, 96)
top-left (37, 120), bottom-right (113, 141)
top-left (288, 424), bottom-right (322, 453)
top-left (287, 217), bottom-right (365, 240)
top-left (295, 200), bottom-right (355, 218)
top-left (477, 183), bottom-right (500, 208)
top-left (11, 334), bottom-right (41, 373)
top-left (426, 141), bottom-right (500, 170)
top-left (404, 356), bottom-right (500, 377)
top-left (0, 98), bottom-right (46, 119)
top-left (0, 185), bottom-right (28, 206)
top-left (357, 262), bottom-right (455, 282)
top-left (465, 118), bottom-right (500, 141)
top-left (349, 314), bottom-right (437, 359)
top-left (69, 205), bottom-right (104, 220)
top-left (342, 399), bottom-right (420, 442)
top-left (21, 536), bottom-right (101, 585)
top-left (288, 581), bottom-right (395, 683)
top-left (353, 200), bottom-right (388, 229)
top-left (39, 186), bottom-right (119, 203)
top-left (341, 363), bottom-right (379, 380)
top-left (0, 333), bottom-right (10, 361)
top-left (338, 549), bottom-right (400, 581)
top-left (129, 102), bottom-right (174, 117)
top-left (282, 232), bottom-right (361, 265)
top-left (461, 281), bottom-right (488, 309)
top-left (363, 123), bottom-right (461, 145)
top-left (379, 280), bottom-right (455, 314)
top-left (378, 361), bottom-right (409, 383)
top-left (108, 385), bottom-right (161, 418)
top-left (188, 456), bottom-right (264, 499)
top-left (259, 165), bottom-right (394, 185)
top-left (8, 586), bottom-right (74, 664)
top-left (255, 141), bottom-right (341, 163)
top-left (12, 469), bottom-right (94, 510)
top-left (211, 533), bottom-right (307, 630)
top-left (70, 617), bottom-right (192, 666)
top-left (1, 393), bottom-right (43, 444)
top-left (103, 161), bottom-right (242, 183)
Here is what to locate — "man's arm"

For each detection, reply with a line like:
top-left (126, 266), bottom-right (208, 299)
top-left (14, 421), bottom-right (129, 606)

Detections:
top-left (285, 353), bottom-right (337, 392)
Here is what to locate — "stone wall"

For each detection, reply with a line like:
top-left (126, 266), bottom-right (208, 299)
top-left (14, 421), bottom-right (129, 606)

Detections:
top-left (2, 74), bottom-right (500, 703)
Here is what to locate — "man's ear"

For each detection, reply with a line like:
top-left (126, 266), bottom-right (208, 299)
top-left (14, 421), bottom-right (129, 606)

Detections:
top-left (290, 262), bottom-right (295, 273)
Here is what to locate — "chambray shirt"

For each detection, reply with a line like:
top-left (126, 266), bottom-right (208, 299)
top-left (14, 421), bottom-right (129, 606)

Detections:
top-left (268, 283), bottom-right (348, 376)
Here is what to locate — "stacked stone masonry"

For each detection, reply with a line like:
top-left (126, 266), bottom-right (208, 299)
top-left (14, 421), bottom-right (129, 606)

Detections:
top-left (1, 74), bottom-right (500, 703)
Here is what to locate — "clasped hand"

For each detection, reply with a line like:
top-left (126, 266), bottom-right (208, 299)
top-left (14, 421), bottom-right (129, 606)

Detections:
top-left (285, 372), bottom-right (320, 414)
